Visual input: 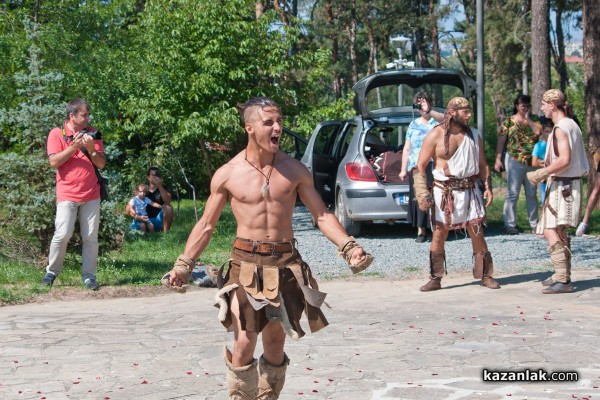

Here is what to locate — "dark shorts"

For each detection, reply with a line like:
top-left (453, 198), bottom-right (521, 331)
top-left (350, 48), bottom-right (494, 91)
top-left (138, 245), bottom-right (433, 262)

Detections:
top-left (218, 238), bottom-right (328, 339)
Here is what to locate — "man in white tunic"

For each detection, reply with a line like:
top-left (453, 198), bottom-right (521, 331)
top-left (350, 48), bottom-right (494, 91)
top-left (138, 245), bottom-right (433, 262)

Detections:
top-left (527, 89), bottom-right (588, 294)
top-left (413, 97), bottom-right (499, 291)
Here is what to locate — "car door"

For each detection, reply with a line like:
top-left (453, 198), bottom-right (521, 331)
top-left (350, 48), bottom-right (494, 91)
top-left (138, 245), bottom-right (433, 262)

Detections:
top-left (301, 120), bottom-right (344, 205)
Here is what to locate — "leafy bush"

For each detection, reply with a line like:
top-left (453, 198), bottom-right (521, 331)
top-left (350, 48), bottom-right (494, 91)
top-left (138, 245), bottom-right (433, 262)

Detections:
top-left (0, 152), bottom-right (127, 265)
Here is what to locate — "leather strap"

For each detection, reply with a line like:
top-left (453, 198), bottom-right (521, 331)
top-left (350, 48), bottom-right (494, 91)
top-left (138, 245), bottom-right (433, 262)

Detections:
top-left (233, 238), bottom-right (294, 255)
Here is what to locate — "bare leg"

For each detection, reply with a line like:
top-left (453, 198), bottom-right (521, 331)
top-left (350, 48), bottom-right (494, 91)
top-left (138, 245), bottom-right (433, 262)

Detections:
top-left (163, 204), bottom-right (174, 232)
top-left (225, 290), bottom-right (259, 399)
top-left (257, 317), bottom-right (289, 399)
top-left (430, 224), bottom-right (448, 253)
top-left (466, 224), bottom-right (488, 254)
top-left (581, 175), bottom-right (600, 225)
top-left (543, 227), bottom-right (562, 248)
top-left (230, 291), bottom-right (258, 367)
top-left (147, 222), bottom-right (155, 234)
top-left (261, 320), bottom-right (286, 366)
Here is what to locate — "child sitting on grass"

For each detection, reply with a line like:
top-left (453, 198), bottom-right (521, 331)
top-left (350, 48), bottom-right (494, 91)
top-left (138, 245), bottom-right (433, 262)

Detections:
top-left (128, 183), bottom-right (162, 234)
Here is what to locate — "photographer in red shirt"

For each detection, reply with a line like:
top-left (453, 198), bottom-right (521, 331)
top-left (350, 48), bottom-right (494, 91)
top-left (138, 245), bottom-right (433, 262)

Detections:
top-left (42, 98), bottom-right (106, 290)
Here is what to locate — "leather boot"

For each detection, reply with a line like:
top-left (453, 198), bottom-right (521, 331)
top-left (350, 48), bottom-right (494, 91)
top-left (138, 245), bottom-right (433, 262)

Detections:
top-left (420, 251), bottom-right (445, 292)
top-left (225, 346), bottom-right (258, 400)
top-left (256, 353), bottom-right (290, 399)
top-left (475, 251), bottom-right (500, 289)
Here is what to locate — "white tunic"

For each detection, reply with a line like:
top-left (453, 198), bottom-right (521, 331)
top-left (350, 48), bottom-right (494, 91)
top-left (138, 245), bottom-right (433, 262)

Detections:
top-left (432, 135), bottom-right (486, 230)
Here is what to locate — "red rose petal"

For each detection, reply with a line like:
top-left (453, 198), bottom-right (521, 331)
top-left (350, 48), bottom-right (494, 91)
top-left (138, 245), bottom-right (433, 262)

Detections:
top-left (186, 371), bottom-right (193, 375)
top-left (141, 380), bottom-right (148, 384)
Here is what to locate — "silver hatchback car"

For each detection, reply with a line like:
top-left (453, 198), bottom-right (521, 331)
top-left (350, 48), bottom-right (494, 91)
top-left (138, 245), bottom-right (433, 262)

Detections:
top-left (300, 68), bottom-right (477, 236)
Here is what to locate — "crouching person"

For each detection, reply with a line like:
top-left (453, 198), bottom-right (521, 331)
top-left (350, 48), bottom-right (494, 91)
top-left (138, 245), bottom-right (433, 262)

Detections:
top-left (414, 97), bottom-right (499, 291)
top-left (161, 97), bottom-right (373, 399)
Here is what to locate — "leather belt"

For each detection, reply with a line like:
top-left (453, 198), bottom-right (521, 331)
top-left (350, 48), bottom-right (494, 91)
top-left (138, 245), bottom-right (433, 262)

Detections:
top-left (233, 238), bottom-right (294, 255)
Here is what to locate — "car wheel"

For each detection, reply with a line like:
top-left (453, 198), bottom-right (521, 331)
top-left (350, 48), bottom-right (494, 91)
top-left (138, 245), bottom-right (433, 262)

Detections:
top-left (335, 191), bottom-right (361, 236)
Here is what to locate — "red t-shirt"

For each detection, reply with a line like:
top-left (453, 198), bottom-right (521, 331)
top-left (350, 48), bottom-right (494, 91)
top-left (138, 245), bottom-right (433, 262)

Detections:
top-left (46, 122), bottom-right (105, 203)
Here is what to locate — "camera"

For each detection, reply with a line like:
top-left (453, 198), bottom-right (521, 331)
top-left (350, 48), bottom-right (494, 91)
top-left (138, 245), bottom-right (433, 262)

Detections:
top-left (412, 103), bottom-right (422, 110)
top-left (80, 129), bottom-right (102, 140)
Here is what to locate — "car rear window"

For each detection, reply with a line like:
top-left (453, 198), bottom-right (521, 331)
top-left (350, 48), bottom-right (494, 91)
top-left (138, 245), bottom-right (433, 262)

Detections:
top-left (366, 82), bottom-right (465, 112)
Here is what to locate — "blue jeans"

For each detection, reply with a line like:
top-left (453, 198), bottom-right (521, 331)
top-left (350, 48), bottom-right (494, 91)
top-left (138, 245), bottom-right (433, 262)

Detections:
top-left (148, 209), bottom-right (164, 231)
top-left (539, 181), bottom-right (547, 205)
top-left (503, 154), bottom-right (538, 229)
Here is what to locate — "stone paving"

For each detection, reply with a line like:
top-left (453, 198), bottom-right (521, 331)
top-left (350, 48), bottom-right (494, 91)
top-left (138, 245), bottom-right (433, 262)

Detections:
top-left (1, 270), bottom-right (599, 400)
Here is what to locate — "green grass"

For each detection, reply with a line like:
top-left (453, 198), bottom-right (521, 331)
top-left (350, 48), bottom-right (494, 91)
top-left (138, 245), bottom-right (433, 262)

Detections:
top-left (1, 182), bottom-right (599, 305)
top-left (486, 175), bottom-right (600, 234)
top-left (0, 199), bottom-right (237, 305)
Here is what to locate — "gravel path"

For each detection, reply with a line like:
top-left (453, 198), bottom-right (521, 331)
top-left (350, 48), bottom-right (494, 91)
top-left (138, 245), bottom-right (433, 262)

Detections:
top-left (291, 205), bottom-right (600, 279)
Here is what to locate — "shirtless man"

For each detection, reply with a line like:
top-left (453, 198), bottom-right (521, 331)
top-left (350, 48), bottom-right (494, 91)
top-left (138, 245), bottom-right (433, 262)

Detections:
top-left (526, 89), bottom-right (588, 294)
top-left (413, 97), bottom-right (500, 291)
top-left (162, 97), bottom-right (373, 399)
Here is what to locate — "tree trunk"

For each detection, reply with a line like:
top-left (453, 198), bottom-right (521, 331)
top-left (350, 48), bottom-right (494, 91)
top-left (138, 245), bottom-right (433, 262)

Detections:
top-left (255, 1), bottom-right (264, 19)
top-left (430, 0), bottom-right (441, 68)
top-left (345, 0), bottom-right (358, 84)
top-left (367, 24), bottom-right (375, 76)
top-left (325, 1), bottom-right (341, 98)
top-left (521, 56), bottom-right (528, 95)
top-left (583, 0), bottom-right (600, 198)
top-left (531, 0), bottom-right (550, 111)
top-left (554, 7), bottom-right (569, 92)
top-left (272, 1), bottom-right (290, 26)
top-left (198, 139), bottom-right (213, 180)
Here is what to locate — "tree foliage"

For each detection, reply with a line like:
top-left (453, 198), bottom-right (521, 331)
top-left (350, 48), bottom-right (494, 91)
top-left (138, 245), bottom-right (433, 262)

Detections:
top-left (0, 0), bottom-right (591, 261)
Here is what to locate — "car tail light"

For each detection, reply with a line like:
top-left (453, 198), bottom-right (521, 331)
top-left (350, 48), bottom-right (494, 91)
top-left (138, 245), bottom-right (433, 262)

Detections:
top-left (345, 162), bottom-right (378, 182)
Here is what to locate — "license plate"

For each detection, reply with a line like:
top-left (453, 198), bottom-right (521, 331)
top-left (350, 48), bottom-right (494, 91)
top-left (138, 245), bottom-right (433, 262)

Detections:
top-left (393, 193), bottom-right (409, 205)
